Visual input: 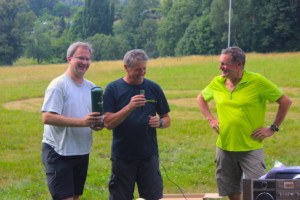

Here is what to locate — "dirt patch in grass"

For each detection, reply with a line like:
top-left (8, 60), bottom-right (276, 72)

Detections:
top-left (168, 98), bottom-right (198, 108)
top-left (2, 87), bottom-right (299, 121)
top-left (3, 97), bottom-right (43, 112)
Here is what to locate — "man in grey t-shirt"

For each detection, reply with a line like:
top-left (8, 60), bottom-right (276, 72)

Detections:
top-left (41, 42), bottom-right (104, 200)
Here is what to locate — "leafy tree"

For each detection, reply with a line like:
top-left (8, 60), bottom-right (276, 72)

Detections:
top-left (209, 0), bottom-right (228, 48)
top-left (136, 19), bottom-right (158, 56)
top-left (210, 0), bottom-right (300, 53)
top-left (25, 24), bottom-right (52, 64)
top-left (86, 34), bottom-right (129, 61)
top-left (68, 7), bottom-right (84, 40)
top-left (51, 34), bottom-right (71, 63)
top-left (69, 0), bottom-right (114, 40)
top-left (144, 40), bottom-right (159, 58)
top-left (27, 0), bottom-right (58, 16)
top-left (156, 0), bottom-right (201, 57)
top-left (114, 0), bottom-right (149, 48)
top-left (56, 16), bottom-right (67, 37)
top-left (84, 0), bottom-right (114, 36)
top-left (158, 0), bottom-right (173, 18)
top-left (210, 0), bottom-right (254, 51)
top-left (175, 13), bottom-right (220, 56)
top-left (250, 0), bottom-right (300, 52)
top-left (59, 0), bottom-right (84, 7)
top-left (114, 0), bottom-right (125, 20)
top-left (52, 2), bottom-right (71, 17)
top-left (0, 0), bottom-right (35, 66)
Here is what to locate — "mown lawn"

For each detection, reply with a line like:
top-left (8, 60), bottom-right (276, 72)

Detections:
top-left (0, 52), bottom-right (299, 199)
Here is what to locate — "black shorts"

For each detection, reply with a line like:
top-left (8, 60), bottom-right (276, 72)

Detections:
top-left (108, 155), bottom-right (163, 200)
top-left (42, 143), bottom-right (89, 200)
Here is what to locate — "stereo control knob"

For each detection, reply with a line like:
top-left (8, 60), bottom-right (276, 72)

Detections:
top-left (261, 181), bottom-right (268, 188)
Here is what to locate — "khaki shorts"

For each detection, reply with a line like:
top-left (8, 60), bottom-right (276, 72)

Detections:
top-left (215, 147), bottom-right (266, 196)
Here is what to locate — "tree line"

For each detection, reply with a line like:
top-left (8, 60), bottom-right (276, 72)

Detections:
top-left (0, 0), bottom-right (299, 66)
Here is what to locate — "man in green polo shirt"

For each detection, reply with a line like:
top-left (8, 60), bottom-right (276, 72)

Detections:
top-left (197, 46), bottom-right (292, 200)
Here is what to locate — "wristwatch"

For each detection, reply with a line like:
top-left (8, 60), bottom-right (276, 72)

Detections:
top-left (159, 119), bottom-right (164, 128)
top-left (270, 123), bottom-right (279, 132)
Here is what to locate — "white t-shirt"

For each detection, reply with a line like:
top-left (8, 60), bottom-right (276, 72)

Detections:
top-left (42, 73), bottom-right (95, 156)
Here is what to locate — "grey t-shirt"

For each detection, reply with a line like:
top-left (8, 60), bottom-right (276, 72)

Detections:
top-left (42, 73), bottom-right (95, 156)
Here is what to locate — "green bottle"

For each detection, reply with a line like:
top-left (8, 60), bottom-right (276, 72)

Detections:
top-left (91, 86), bottom-right (103, 115)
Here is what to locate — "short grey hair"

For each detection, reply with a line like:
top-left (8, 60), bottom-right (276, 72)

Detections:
top-left (221, 46), bottom-right (246, 67)
top-left (123, 49), bottom-right (148, 67)
top-left (67, 42), bottom-right (93, 59)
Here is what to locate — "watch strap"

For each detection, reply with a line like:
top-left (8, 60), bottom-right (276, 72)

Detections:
top-left (270, 123), bottom-right (279, 132)
top-left (159, 119), bottom-right (164, 128)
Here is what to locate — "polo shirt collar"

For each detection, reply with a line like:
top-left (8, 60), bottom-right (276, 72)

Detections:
top-left (217, 70), bottom-right (249, 85)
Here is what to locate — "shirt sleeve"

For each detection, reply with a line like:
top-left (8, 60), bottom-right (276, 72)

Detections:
top-left (41, 85), bottom-right (64, 114)
top-left (201, 79), bottom-right (215, 102)
top-left (258, 74), bottom-right (283, 102)
top-left (156, 86), bottom-right (170, 115)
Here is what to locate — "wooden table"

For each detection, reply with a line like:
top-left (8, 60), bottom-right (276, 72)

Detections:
top-left (137, 193), bottom-right (222, 200)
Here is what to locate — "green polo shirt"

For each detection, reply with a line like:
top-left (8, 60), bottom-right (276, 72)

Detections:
top-left (202, 70), bottom-right (283, 151)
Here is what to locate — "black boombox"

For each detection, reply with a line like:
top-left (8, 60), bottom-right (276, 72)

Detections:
top-left (243, 179), bottom-right (300, 200)
top-left (243, 167), bottom-right (300, 200)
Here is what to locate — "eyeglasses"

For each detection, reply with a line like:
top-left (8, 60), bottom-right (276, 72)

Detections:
top-left (71, 56), bottom-right (91, 62)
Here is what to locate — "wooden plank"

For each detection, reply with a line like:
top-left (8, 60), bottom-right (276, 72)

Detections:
top-left (203, 193), bottom-right (222, 199)
top-left (163, 193), bottom-right (205, 198)
top-left (137, 193), bottom-right (222, 200)
top-left (162, 198), bottom-right (203, 200)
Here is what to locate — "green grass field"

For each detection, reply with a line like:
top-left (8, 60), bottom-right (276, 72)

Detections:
top-left (0, 52), bottom-right (299, 199)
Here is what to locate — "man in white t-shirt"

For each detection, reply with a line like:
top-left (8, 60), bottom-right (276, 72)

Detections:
top-left (41, 42), bottom-right (104, 200)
